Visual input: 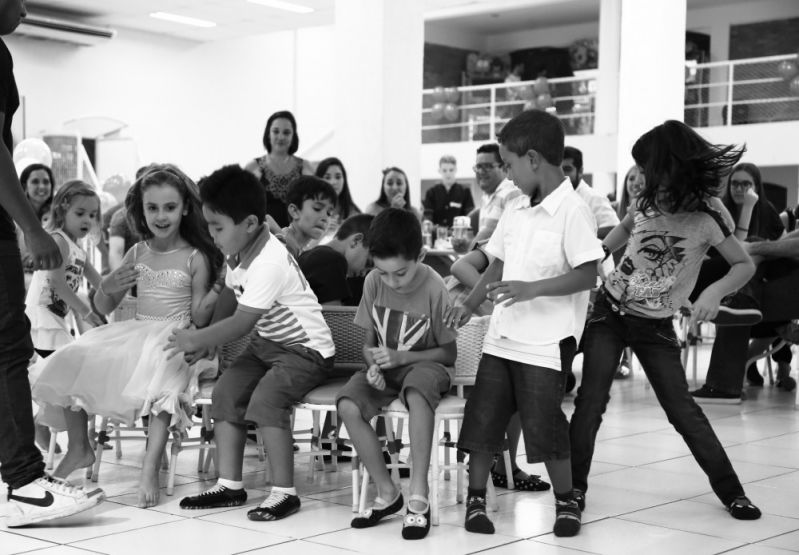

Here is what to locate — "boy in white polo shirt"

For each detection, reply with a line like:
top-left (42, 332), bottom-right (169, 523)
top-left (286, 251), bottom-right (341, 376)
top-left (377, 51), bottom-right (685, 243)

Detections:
top-left (167, 165), bottom-right (335, 521)
top-left (446, 110), bottom-right (603, 538)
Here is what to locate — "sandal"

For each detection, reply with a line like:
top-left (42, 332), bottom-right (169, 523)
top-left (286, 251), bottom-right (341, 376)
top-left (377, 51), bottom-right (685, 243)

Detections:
top-left (351, 492), bottom-right (403, 528)
top-left (491, 466), bottom-right (551, 491)
top-left (401, 494), bottom-right (431, 540)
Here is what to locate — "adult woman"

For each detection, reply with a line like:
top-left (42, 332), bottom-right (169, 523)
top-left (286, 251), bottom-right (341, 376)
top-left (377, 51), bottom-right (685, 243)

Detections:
top-left (245, 110), bottom-right (313, 228)
top-left (721, 162), bottom-right (783, 242)
top-left (364, 167), bottom-right (421, 220)
top-left (18, 163), bottom-right (54, 283)
top-left (315, 157), bottom-right (360, 238)
top-left (616, 165), bottom-right (645, 220)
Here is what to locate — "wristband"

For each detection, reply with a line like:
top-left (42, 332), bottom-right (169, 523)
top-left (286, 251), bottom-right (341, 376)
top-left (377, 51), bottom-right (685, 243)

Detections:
top-left (736, 226), bottom-right (748, 232)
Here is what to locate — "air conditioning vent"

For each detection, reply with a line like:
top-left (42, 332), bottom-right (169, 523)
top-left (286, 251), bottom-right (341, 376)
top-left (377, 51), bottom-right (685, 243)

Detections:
top-left (17, 14), bottom-right (115, 46)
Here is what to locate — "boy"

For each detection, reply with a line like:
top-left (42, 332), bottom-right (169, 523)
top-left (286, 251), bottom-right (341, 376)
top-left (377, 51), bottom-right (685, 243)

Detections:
top-left (281, 176), bottom-right (337, 258)
top-left (336, 208), bottom-right (457, 540)
top-left (1, 0), bottom-right (106, 528)
top-left (298, 213), bottom-right (373, 306)
top-left (445, 110), bottom-right (603, 537)
top-left (423, 154), bottom-right (474, 227)
top-left (168, 164), bottom-right (335, 521)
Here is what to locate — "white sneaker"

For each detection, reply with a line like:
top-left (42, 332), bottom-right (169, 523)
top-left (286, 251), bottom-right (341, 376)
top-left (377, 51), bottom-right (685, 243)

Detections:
top-left (5, 475), bottom-right (105, 527)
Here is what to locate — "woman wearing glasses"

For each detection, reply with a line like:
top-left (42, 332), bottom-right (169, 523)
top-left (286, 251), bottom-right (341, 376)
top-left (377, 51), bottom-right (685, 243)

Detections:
top-left (722, 162), bottom-right (784, 242)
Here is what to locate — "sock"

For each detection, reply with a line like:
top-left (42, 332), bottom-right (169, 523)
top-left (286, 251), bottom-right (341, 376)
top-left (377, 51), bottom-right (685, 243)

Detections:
top-left (465, 487), bottom-right (494, 534)
top-left (553, 489), bottom-right (581, 537)
top-left (271, 486), bottom-right (297, 497)
top-left (554, 490), bottom-right (575, 502)
top-left (217, 478), bottom-right (244, 490)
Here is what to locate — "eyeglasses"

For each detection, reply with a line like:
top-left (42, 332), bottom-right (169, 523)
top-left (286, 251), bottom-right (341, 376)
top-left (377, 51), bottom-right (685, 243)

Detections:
top-left (730, 180), bottom-right (754, 191)
top-left (473, 163), bottom-right (503, 173)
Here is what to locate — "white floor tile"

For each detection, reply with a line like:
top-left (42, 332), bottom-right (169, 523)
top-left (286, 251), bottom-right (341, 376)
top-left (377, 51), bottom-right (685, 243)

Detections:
top-left (0, 530), bottom-right (55, 555)
top-left (758, 529), bottom-right (799, 552)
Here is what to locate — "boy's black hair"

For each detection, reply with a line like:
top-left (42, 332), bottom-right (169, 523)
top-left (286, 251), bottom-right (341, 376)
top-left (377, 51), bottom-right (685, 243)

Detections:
top-left (199, 164), bottom-right (266, 224)
top-left (335, 213), bottom-right (374, 243)
top-left (368, 208), bottom-right (422, 261)
top-left (286, 176), bottom-right (337, 210)
top-left (496, 109), bottom-right (565, 166)
top-left (563, 146), bottom-right (583, 171)
top-left (632, 120), bottom-right (744, 214)
top-left (476, 143), bottom-right (503, 165)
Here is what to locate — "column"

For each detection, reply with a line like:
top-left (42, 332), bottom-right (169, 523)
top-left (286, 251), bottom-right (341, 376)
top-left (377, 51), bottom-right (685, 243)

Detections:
top-left (332, 0), bottom-right (425, 210)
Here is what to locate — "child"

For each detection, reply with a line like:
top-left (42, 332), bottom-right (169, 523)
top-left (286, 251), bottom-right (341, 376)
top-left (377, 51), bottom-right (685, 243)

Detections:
top-left (280, 175), bottom-right (336, 258)
top-left (365, 167), bottom-right (423, 221)
top-left (315, 157), bottom-right (361, 240)
top-left (171, 164), bottom-right (335, 521)
top-left (423, 155), bottom-right (474, 227)
top-left (31, 164), bottom-right (224, 508)
top-left (298, 213), bottom-right (373, 306)
top-left (569, 120), bottom-right (761, 520)
top-left (336, 208), bottom-right (457, 540)
top-left (445, 109), bottom-right (603, 538)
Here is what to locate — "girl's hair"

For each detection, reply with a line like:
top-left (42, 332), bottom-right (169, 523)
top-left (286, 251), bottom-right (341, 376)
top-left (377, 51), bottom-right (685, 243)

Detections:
top-left (20, 163), bottom-right (55, 220)
top-left (125, 164), bottom-right (223, 287)
top-left (262, 110), bottom-right (299, 155)
top-left (315, 157), bottom-right (361, 219)
top-left (47, 179), bottom-right (100, 232)
top-left (721, 162), bottom-right (778, 239)
top-left (376, 167), bottom-right (411, 208)
top-left (617, 165), bottom-right (638, 219)
top-left (632, 120), bottom-right (744, 214)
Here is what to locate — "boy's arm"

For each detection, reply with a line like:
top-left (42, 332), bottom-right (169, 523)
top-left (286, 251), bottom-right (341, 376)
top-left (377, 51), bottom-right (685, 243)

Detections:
top-left (602, 211), bottom-right (634, 253)
top-left (487, 261), bottom-right (598, 307)
top-left (444, 257), bottom-right (503, 327)
top-left (690, 235), bottom-right (755, 325)
top-left (166, 308), bottom-right (261, 358)
top-left (371, 340), bottom-right (457, 369)
top-left (449, 249), bottom-right (489, 289)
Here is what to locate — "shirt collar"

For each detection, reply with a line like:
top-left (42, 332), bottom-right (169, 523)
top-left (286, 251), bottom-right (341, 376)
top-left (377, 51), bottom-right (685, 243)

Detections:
top-left (517, 178), bottom-right (573, 215)
top-left (228, 224), bottom-right (269, 270)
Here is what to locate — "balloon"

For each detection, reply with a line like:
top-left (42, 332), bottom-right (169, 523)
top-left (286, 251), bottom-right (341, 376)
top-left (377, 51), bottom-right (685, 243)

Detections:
top-left (519, 85), bottom-right (536, 101)
top-left (523, 100), bottom-right (537, 111)
top-left (536, 93), bottom-right (553, 109)
top-left (13, 138), bottom-right (53, 167)
top-left (790, 75), bottom-right (799, 97)
top-left (443, 103), bottom-right (460, 122)
top-left (777, 60), bottom-right (799, 81)
top-left (15, 156), bottom-right (40, 178)
top-left (431, 103), bottom-right (446, 121)
top-left (444, 87), bottom-right (460, 103)
top-left (432, 86), bottom-right (446, 103)
top-left (533, 76), bottom-right (550, 95)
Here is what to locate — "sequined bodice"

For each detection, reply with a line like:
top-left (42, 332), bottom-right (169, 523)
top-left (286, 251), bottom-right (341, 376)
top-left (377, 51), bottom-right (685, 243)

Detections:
top-left (132, 243), bottom-right (194, 322)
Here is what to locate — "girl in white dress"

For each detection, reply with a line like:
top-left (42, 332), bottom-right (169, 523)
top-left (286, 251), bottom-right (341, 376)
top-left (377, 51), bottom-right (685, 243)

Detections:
top-left (31, 164), bottom-right (224, 508)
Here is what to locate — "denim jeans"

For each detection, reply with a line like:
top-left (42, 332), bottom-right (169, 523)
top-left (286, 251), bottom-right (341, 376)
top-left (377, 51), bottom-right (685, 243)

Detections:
top-left (570, 289), bottom-right (745, 506)
top-left (0, 241), bottom-right (45, 489)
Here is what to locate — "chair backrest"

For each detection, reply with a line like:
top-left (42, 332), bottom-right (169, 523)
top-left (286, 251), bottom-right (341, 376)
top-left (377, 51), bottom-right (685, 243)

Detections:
top-left (322, 306), bottom-right (365, 372)
top-left (452, 315), bottom-right (490, 385)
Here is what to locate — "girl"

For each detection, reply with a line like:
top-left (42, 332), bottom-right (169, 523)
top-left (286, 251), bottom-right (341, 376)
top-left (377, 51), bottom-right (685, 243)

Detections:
top-left (315, 157), bottom-right (360, 240)
top-left (569, 120), bottom-right (761, 520)
top-left (721, 162), bottom-right (784, 243)
top-left (364, 167), bottom-right (421, 220)
top-left (616, 164), bottom-right (645, 220)
top-left (31, 164), bottom-right (224, 508)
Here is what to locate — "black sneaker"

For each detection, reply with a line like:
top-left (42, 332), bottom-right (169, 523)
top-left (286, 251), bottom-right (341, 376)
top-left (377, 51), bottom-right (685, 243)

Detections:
top-left (464, 494), bottom-right (494, 534)
top-left (247, 492), bottom-right (301, 521)
top-left (712, 293), bottom-right (762, 326)
top-left (554, 498), bottom-right (581, 537)
top-left (690, 384), bottom-right (742, 405)
top-left (746, 363), bottom-right (764, 387)
top-left (180, 484), bottom-right (247, 509)
top-left (573, 489), bottom-right (586, 512)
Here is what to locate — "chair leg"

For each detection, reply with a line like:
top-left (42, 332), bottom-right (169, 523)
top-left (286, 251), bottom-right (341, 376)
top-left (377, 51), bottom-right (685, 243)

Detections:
top-left (167, 434), bottom-right (181, 496)
top-left (351, 454), bottom-right (361, 513)
top-left (430, 417), bottom-right (441, 526)
top-left (91, 417), bottom-right (109, 482)
top-left (766, 357), bottom-right (775, 386)
top-left (45, 429), bottom-right (57, 471)
top-left (455, 420), bottom-right (464, 504)
top-left (383, 417), bottom-right (401, 485)
top-left (486, 475), bottom-right (499, 512)
top-left (359, 464), bottom-right (370, 513)
top-left (443, 420), bottom-right (451, 481)
top-left (502, 436), bottom-right (514, 490)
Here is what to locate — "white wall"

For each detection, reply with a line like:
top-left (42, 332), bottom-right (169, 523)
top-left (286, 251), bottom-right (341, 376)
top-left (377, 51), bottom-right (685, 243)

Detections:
top-left (485, 21), bottom-right (598, 53)
top-left (425, 22), bottom-right (486, 51)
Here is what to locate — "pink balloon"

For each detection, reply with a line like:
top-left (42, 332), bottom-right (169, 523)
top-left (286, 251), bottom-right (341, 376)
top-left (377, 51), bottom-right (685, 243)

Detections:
top-left (789, 75), bottom-right (799, 97)
top-left (431, 103), bottom-right (446, 121)
top-left (443, 103), bottom-right (460, 122)
top-left (432, 87), bottom-right (446, 103)
top-left (778, 60), bottom-right (799, 81)
top-left (536, 93), bottom-right (553, 109)
top-left (533, 76), bottom-right (550, 95)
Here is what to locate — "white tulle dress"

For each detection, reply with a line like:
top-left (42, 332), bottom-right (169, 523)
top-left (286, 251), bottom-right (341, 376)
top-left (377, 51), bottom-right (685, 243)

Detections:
top-left (31, 242), bottom-right (213, 431)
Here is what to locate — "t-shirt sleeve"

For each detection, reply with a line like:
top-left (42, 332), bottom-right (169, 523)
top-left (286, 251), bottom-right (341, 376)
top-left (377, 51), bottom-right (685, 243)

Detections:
top-left (299, 249), bottom-right (350, 304)
top-left (236, 257), bottom-right (288, 313)
top-left (354, 270), bottom-right (378, 330)
top-left (429, 277), bottom-right (458, 347)
top-left (564, 203), bottom-right (604, 268)
top-left (483, 199), bottom-right (513, 261)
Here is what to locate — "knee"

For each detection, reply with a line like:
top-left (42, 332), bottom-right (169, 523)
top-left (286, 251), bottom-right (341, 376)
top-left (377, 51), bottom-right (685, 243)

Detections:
top-left (336, 398), bottom-right (361, 423)
top-left (404, 388), bottom-right (429, 410)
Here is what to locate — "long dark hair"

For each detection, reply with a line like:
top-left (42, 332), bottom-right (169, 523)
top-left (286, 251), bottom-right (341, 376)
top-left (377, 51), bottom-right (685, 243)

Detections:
top-left (262, 110), bottom-right (299, 155)
top-left (20, 163), bottom-right (55, 221)
top-left (125, 164), bottom-right (223, 288)
top-left (315, 157), bottom-right (360, 219)
top-left (632, 120), bottom-right (744, 215)
top-left (376, 167), bottom-right (411, 208)
top-left (721, 162), bottom-right (781, 240)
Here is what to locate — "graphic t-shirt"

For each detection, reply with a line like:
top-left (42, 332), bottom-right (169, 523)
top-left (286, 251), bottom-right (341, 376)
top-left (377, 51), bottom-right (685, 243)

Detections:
top-left (604, 197), bottom-right (733, 319)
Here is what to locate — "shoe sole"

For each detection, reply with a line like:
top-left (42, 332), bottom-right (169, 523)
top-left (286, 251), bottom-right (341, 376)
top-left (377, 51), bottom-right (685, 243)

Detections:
top-left (693, 395), bottom-right (742, 405)
top-left (246, 504), bottom-right (300, 521)
top-left (180, 498), bottom-right (246, 510)
top-left (713, 309), bottom-right (762, 327)
top-left (6, 491), bottom-right (105, 527)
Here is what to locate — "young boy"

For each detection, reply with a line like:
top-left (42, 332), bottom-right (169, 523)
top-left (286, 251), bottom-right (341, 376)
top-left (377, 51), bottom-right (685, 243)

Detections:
top-left (281, 176), bottom-right (337, 258)
top-left (445, 110), bottom-right (603, 537)
top-left (423, 154), bottom-right (474, 227)
top-left (336, 208), bottom-right (457, 540)
top-left (298, 213), bottom-right (373, 306)
top-left (169, 164), bottom-right (335, 521)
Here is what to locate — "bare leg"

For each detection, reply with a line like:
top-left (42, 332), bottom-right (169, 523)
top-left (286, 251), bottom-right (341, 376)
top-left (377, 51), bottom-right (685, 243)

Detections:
top-left (493, 414), bottom-right (529, 479)
top-left (258, 426), bottom-right (294, 488)
top-left (215, 421), bottom-right (247, 481)
top-left (406, 389), bottom-right (433, 512)
top-left (53, 408), bottom-right (94, 480)
top-left (545, 458), bottom-right (572, 495)
top-left (137, 411), bottom-right (170, 508)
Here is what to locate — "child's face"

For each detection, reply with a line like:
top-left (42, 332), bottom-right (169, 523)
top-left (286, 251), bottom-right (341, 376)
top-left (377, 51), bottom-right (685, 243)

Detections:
top-left (382, 171), bottom-right (407, 202)
top-left (322, 165), bottom-right (345, 196)
top-left (499, 144), bottom-right (538, 198)
top-left (626, 166), bottom-right (645, 199)
top-left (142, 184), bottom-right (186, 240)
top-left (344, 239), bottom-right (370, 276)
top-left (63, 195), bottom-right (99, 240)
top-left (372, 254), bottom-right (421, 293)
top-left (203, 205), bottom-right (254, 257)
top-left (438, 162), bottom-right (457, 185)
top-left (25, 169), bottom-right (52, 206)
top-left (291, 197), bottom-right (334, 240)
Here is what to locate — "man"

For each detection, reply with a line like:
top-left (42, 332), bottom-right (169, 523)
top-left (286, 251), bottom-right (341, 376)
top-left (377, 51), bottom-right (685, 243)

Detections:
top-left (0, 0), bottom-right (104, 527)
top-left (471, 143), bottom-right (521, 245)
top-left (562, 146), bottom-right (618, 238)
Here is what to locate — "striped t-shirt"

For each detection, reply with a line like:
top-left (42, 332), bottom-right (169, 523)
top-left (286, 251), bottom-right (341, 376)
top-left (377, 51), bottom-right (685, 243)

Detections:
top-left (226, 227), bottom-right (335, 358)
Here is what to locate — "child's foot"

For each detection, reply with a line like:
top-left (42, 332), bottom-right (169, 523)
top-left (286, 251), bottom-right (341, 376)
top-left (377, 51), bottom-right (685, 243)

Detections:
top-left (180, 484), bottom-right (247, 509)
top-left (247, 491), bottom-right (301, 521)
top-left (728, 496), bottom-right (761, 520)
top-left (464, 494), bottom-right (494, 534)
top-left (573, 488), bottom-right (586, 511)
top-left (137, 468), bottom-right (160, 508)
top-left (401, 495), bottom-right (431, 540)
top-left (53, 446), bottom-right (96, 480)
top-left (553, 497), bottom-right (581, 537)
top-left (351, 491), bottom-right (403, 528)
top-left (490, 465), bottom-right (550, 491)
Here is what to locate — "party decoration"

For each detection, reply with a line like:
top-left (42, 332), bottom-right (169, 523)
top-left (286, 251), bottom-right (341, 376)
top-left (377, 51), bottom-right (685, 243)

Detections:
top-left (432, 86), bottom-right (446, 103)
top-left (778, 60), bottom-right (799, 81)
top-left (431, 103), bottom-right (446, 121)
top-left (789, 75), bottom-right (799, 97)
top-left (15, 156), bottom-right (39, 178)
top-left (533, 77), bottom-right (550, 95)
top-left (443, 103), bottom-right (459, 122)
top-left (444, 87), bottom-right (460, 103)
top-left (536, 93), bottom-right (554, 109)
top-left (519, 85), bottom-right (536, 101)
top-left (569, 38), bottom-right (599, 70)
top-left (13, 138), bottom-right (52, 167)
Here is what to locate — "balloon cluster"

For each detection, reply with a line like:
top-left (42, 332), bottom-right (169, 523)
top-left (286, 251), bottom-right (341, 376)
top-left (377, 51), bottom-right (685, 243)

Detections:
top-left (777, 57), bottom-right (799, 97)
top-left (521, 77), bottom-right (554, 111)
top-left (12, 137), bottom-right (53, 177)
top-left (430, 86), bottom-right (461, 122)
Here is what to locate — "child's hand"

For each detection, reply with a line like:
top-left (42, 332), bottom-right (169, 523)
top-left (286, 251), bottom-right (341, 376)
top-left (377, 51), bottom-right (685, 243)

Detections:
top-left (366, 364), bottom-right (386, 391)
top-left (369, 346), bottom-right (403, 369)
top-left (487, 280), bottom-right (537, 306)
top-left (444, 304), bottom-right (472, 328)
top-left (165, 328), bottom-right (198, 360)
top-left (82, 311), bottom-right (105, 328)
top-left (183, 346), bottom-right (217, 365)
top-left (742, 187), bottom-right (759, 208)
top-left (103, 263), bottom-right (139, 295)
top-left (685, 290), bottom-right (723, 327)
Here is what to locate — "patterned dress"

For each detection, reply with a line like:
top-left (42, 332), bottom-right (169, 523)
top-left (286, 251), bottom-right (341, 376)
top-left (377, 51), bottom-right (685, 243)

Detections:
top-left (255, 155), bottom-right (305, 228)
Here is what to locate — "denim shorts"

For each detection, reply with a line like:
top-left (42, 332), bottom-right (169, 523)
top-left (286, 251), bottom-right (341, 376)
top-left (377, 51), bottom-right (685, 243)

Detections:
top-left (212, 334), bottom-right (333, 429)
top-left (458, 337), bottom-right (576, 463)
top-left (336, 360), bottom-right (451, 421)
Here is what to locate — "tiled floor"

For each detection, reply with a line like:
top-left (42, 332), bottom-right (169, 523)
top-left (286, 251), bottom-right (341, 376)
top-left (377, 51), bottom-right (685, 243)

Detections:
top-left (2, 344), bottom-right (798, 554)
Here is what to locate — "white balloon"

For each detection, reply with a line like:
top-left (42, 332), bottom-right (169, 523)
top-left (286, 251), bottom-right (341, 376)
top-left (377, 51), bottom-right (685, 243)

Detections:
top-left (15, 156), bottom-right (40, 178)
top-left (13, 138), bottom-right (53, 167)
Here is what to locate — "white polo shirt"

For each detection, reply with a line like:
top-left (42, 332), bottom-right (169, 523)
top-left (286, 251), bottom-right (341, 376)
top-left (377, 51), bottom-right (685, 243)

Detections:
top-left (482, 178), bottom-right (604, 370)
top-left (574, 179), bottom-right (619, 230)
top-left (479, 179), bottom-right (522, 231)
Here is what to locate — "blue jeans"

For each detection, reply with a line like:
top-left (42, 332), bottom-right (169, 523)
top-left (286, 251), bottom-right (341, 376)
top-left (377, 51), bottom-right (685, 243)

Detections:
top-left (569, 289), bottom-right (745, 505)
top-left (0, 241), bottom-right (44, 489)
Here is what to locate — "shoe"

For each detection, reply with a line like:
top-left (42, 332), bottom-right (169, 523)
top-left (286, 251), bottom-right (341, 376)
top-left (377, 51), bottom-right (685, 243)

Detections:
top-left (401, 495), bottom-right (431, 540)
top-left (712, 293), bottom-right (762, 326)
top-left (490, 466), bottom-right (550, 491)
top-left (247, 492), bottom-right (301, 521)
top-left (746, 363), bottom-right (764, 387)
top-left (728, 496), bottom-right (761, 520)
top-left (180, 484), bottom-right (247, 509)
top-left (573, 489), bottom-right (586, 512)
top-left (564, 371), bottom-right (576, 393)
top-left (614, 360), bottom-right (632, 380)
top-left (6, 475), bottom-right (105, 527)
top-left (553, 497), bottom-right (581, 537)
top-left (691, 384), bottom-right (742, 404)
top-left (351, 492), bottom-right (403, 528)
top-left (464, 494), bottom-right (494, 534)
top-left (776, 363), bottom-right (796, 392)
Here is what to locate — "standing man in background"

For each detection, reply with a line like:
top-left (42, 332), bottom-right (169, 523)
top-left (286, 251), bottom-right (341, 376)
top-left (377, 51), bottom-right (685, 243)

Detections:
top-left (562, 146), bottom-right (619, 238)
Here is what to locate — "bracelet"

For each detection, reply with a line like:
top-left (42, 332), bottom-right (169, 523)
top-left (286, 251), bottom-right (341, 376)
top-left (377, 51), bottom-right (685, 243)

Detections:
top-left (736, 226), bottom-right (749, 232)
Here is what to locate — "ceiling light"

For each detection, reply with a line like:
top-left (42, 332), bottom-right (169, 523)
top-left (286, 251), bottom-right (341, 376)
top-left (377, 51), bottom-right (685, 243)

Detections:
top-left (149, 12), bottom-right (217, 28)
top-left (246, 0), bottom-right (315, 14)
